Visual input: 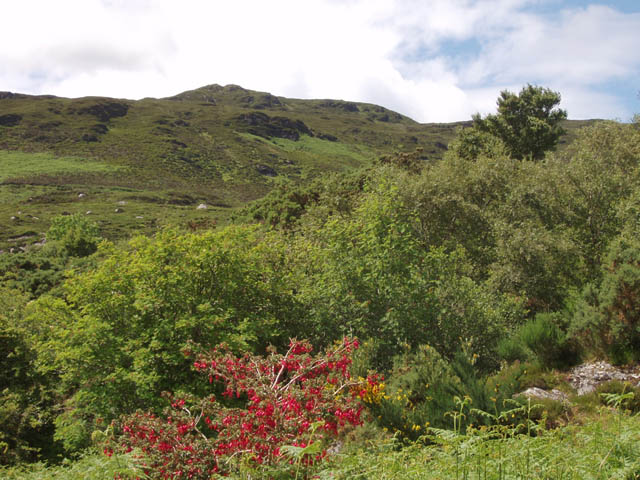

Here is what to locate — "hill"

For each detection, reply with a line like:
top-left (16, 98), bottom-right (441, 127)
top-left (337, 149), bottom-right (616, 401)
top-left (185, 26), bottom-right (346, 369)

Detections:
top-left (0, 84), bottom-right (593, 249)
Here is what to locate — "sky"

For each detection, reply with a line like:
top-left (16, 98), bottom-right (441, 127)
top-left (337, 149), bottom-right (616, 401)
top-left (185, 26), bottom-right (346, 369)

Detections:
top-left (1, 0), bottom-right (639, 123)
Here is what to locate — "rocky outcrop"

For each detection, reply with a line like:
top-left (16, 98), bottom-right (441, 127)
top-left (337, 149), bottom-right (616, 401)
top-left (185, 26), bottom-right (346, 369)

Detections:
top-left (77, 101), bottom-right (129, 122)
top-left (0, 113), bottom-right (22, 126)
top-left (516, 361), bottom-right (640, 401)
top-left (568, 361), bottom-right (640, 395)
top-left (0, 92), bottom-right (28, 100)
top-left (318, 100), bottom-right (359, 112)
top-left (236, 112), bottom-right (312, 141)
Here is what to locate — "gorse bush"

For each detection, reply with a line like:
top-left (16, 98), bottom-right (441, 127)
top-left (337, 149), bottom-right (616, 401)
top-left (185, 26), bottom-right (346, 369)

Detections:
top-left (571, 234), bottom-right (640, 364)
top-left (498, 313), bottom-right (578, 369)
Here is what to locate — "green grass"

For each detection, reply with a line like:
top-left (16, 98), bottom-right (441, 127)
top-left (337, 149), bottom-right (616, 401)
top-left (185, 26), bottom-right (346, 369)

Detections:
top-left (322, 410), bottom-right (640, 479)
top-left (0, 151), bottom-right (120, 182)
top-left (0, 450), bottom-right (139, 480)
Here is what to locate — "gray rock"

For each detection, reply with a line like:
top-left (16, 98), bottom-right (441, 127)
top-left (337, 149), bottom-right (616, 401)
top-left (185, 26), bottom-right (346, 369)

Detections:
top-left (518, 387), bottom-right (569, 403)
top-left (568, 361), bottom-right (640, 395)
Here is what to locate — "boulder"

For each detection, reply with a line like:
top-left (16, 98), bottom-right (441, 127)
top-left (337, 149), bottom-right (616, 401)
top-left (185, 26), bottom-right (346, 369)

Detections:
top-left (517, 387), bottom-right (569, 403)
top-left (256, 164), bottom-right (277, 177)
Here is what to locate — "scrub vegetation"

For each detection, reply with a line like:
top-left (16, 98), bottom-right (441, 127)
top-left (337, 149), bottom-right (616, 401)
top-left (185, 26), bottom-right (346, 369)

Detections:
top-left (1, 84), bottom-right (639, 478)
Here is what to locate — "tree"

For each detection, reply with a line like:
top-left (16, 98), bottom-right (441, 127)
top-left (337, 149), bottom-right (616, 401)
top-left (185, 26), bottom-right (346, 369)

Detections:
top-left (465, 84), bottom-right (567, 160)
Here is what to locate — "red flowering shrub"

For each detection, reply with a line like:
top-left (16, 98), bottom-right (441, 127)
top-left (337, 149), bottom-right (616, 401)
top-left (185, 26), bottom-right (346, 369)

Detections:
top-left (107, 338), bottom-right (372, 479)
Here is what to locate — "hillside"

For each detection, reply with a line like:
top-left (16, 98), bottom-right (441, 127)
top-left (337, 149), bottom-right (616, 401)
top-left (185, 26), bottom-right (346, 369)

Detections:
top-left (0, 84), bottom-right (593, 249)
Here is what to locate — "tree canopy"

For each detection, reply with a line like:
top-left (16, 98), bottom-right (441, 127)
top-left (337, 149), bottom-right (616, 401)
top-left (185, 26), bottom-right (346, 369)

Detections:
top-left (464, 84), bottom-right (567, 160)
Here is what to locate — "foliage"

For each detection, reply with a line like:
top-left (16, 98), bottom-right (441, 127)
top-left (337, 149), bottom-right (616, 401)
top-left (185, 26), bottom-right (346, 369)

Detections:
top-left (448, 126), bottom-right (509, 161)
top-left (596, 380), bottom-right (640, 413)
top-left (47, 213), bottom-right (100, 257)
top-left (468, 84), bottom-right (567, 160)
top-left (379, 148), bottom-right (427, 173)
top-left (236, 169), bottom-right (370, 228)
top-left (26, 226), bottom-right (302, 452)
top-left (570, 234), bottom-right (640, 363)
top-left (106, 338), bottom-right (368, 479)
top-left (290, 173), bottom-right (523, 370)
top-left (363, 345), bottom-right (465, 439)
top-left (322, 409), bottom-right (640, 479)
top-left (0, 288), bottom-right (59, 464)
top-left (0, 249), bottom-right (66, 298)
top-left (0, 449), bottom-right (139, 480)
top-left (499, 313), bottom-right (578, 368)
top-left (518, 313), bottom-right (574, 368)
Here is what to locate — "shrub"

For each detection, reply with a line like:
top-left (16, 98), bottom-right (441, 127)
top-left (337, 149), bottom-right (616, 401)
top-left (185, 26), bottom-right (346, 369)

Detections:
top-left (0, 289), bottom-right (58, 464)
top-left (570, 235), bottom-right (640, 363)
top-left (27, 226), bottom-right (304, 453)
top-left (106, 338), bottom-right (369, 479)
top-left (47, 214), bottom-right (100, 257)
top-left (363, 345), bottom-right (495, 441)
top-left (519, 313), bottom-right (575, 368)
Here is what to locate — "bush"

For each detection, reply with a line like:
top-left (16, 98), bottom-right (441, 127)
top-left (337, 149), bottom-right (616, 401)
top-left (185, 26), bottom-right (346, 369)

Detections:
top-left (363, 345), bottom-right (501, 441)
top-left (47, 214), bottom-right (100, 257)
top-left (570, 235), bottom-right (640, 363)
top-left (27, 226), bottom-right (304, 453)
top-left (0, 289), bottom-right (58, 464)
top-left (519, 313), bottom-right (577, 368)
top-left (106, 338), bottom-right (368, 479)
top-left (293, 176), bottom-right (524, 371)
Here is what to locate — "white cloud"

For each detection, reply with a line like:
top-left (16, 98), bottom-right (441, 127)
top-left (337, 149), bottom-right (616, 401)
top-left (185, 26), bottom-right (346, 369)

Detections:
top-left (0, 0), bottom-right (638, 121)
top-left (464, 5), bottom-right (640, 86)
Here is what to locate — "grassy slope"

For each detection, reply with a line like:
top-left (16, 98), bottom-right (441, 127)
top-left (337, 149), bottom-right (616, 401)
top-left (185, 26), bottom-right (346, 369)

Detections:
top-left (0, 85), bottom-right (594, 250)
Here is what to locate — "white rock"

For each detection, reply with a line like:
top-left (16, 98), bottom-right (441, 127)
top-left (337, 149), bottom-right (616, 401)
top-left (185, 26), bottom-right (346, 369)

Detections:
top-left (197, 203), bottom-right (208, 210)
top-left (518, 387), bottom-right (569, 403)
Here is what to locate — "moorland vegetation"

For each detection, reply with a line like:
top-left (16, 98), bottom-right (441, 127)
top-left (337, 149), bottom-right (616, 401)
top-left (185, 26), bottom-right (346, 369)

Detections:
top-left (1, 85), bottom-right (640, 478)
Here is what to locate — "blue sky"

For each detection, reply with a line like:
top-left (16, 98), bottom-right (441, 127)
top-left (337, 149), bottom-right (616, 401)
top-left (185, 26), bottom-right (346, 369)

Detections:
top-left (0, 0), bottom-right (638, 122)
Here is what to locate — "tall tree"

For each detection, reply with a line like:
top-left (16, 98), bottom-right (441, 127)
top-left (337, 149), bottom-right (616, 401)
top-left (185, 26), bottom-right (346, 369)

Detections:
top-left (468, 84), bottom-right (567, 160)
